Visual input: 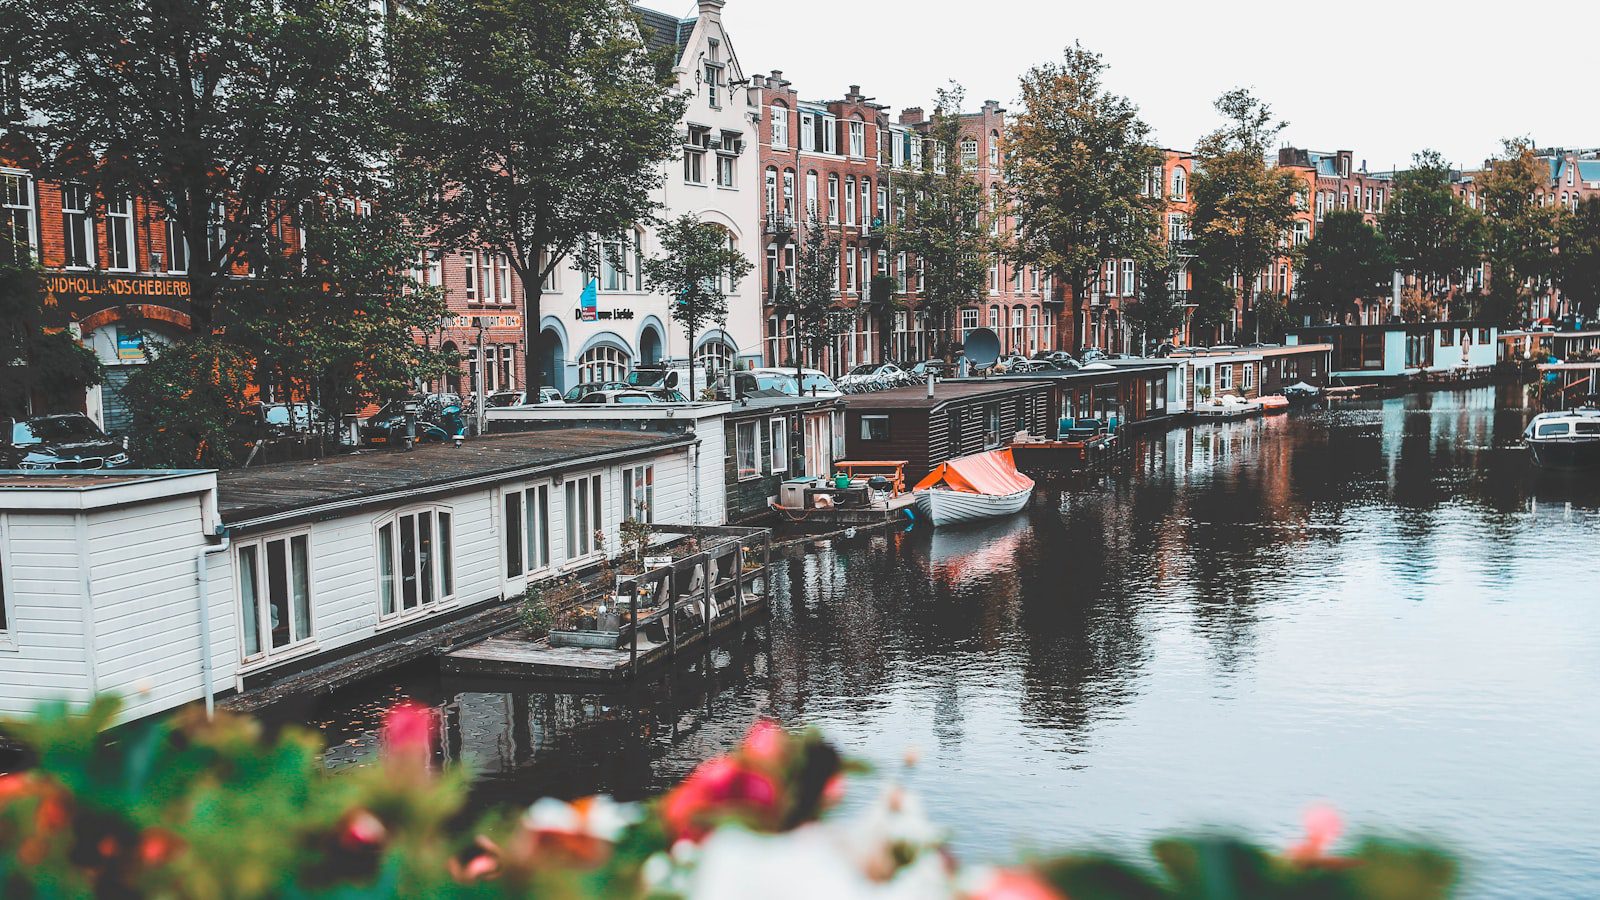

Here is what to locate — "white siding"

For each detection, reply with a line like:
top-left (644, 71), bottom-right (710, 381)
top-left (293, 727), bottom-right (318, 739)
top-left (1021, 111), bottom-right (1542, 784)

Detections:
top-left (0, 512), bottom-right (93, 715)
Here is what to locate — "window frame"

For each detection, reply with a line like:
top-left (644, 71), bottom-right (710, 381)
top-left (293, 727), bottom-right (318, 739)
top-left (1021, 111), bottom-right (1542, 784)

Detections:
top-left (563, 472), bottom-right (605, 563)
top-left (735, 420), bottom-right (761, 481)
top-left (768, 418), bottom-right (788, 474)
top-left (61, 182), bottom-right (96, 270)
top-left (503, 483), bottom-right (553, 587)
top-left (234, 530), bottom-right (316, 664)
top-left (0, 515), bottom-right (13, 648)
top-left (105, 196), bottom-right (135, 272)
top-left (375, 506), bottom-right (457, 625)
top-left (1, 168), bottom-right (38, 265)
top-left (860, 414), bottom-right (890, 442)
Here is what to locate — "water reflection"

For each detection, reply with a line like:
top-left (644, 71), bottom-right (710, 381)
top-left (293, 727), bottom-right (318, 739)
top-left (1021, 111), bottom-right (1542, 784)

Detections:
top-left (271, 388), bottom-right (1600, 898)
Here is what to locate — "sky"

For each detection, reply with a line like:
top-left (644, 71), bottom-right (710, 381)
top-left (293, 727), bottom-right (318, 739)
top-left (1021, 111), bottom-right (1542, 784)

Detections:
top-left (700, 0), bottom-right (1586, 173)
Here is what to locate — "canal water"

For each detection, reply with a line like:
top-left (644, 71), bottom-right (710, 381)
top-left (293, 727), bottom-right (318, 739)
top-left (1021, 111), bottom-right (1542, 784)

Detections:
top-left (267, 387), bottom-right (1600, 898)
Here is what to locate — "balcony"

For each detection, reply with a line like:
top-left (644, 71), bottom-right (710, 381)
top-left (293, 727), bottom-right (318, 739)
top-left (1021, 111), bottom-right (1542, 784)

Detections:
top-left (764, 214), bottom-right (797, 241)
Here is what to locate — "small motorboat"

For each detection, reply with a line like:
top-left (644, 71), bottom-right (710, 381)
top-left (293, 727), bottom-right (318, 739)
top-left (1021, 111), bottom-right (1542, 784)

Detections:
top-left (1524, 407), bottom-right (1600, 469)
top-left (913, 448), bottom-right (1035, 528)
top-left (1194, 394), bottom-right (1264, 420)
top-left (1283, 381), bottom-right (1323, 405)
top-left (1258, 394), bottom-right (1290, 413)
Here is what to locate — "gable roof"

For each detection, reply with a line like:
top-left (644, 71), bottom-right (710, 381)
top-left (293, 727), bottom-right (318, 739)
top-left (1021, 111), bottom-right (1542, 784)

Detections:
top-left (634, 4), bottom-right (695, 61)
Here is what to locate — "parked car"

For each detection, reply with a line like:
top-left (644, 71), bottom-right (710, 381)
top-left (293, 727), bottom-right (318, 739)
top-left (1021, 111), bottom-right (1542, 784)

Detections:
top-left (358, 396), bottom-right (465, 446)
top-left (256, 401), bottom-right (327, 433)
top-left (748, 367), bottom-right (842, 398)
top-left (562, 381), bottom-right (632, 403)
top-left (4, 414), bottom-right (132, 470)
top-left (628, 361), bottom-right (711, 399)
top-left (838, 362), bottom-right (906, 387)
top-left (724, 371), bottom-right (796, 399)
top-left (484, 387), bottom-right (562, 406)
top-left (575, 390), bottom-right (657, 405)
top-left (1079, 348), bottom-right (1108, 363)
top-left (907, 360), bottom-right (949, 380)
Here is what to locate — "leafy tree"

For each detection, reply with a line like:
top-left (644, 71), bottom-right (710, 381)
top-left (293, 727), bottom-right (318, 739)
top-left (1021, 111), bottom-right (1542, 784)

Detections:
top-left (1188, 259), bottom-right (1238, 341)
top-left (1124, 251), bottom-right (1186, 349)
top-left (122, 337), bottom-right (257, 468)
top-left (230, 193), bottom-right (449, 443)
top-left (1006, 43), bottom-right (1164, 352)
top-left (0, 263), bottom-right (103, 418)
top-left (1189, 89), bottom-right (1300, 343)
top-left (642, 215), bottom-right (752, 395)
top-left (1477, 138), bottom-right (1561, 326)
top-left (866, 275), bottom-right (901, 365)
top-left (21, 0), bottom-right (395, 330)
top-left (788, 212), bottom-right (843, 379)
top-left (1296, 209), bottom-right (1395, 323)
top-left (893, 84), bottom-right (994, 357)
top-left (1556, 196), bottom-right (1600, 321)
top-left (1381, 150), bottom-right (1486, 319)
top-left (1252, 292), bottom-right (1294, 342)
top-left (396, 0), bottom-right (686, 401)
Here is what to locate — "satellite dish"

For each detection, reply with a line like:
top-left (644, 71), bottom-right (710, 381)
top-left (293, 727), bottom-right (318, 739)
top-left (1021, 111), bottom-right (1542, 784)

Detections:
top-left (964, 328), bottom-right (1001, 368)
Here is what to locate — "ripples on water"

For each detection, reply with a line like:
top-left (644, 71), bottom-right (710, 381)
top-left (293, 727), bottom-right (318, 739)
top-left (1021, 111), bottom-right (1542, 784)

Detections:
top-left (270, 387), bottom-right (1600, 898)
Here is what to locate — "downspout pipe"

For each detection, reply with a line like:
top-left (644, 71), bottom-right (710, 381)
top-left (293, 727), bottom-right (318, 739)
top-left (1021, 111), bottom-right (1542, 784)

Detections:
top-left (195, 527), bottom-right (231, 719)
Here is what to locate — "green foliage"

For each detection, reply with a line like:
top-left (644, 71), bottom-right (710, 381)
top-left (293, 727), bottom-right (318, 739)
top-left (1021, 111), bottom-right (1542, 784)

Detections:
top-left (121, 337), bottom-right (258, 469)
top-left (1191, 89), bottom-right (1301, 341)
top-left (867, 275), bottom-right (900, 363)
top-left (0, 263), bottom-right (102, 418)
top-left (397, 0), bottom-right (688, 398)
top-left (643, 214), bottom-right (753, 393)
top-left (1381, 150), bottom-right (1486, 312)
top-left (518, 582), bottom-right (557, 639)
top-left (892, 84), bottom-right (996, 356)
top-left (1476, 138), bottom-right (1562, 326)
top-left (788, 210), bottom-right (843, 372)
top-left (20, 0), bottom-right (396, 329)
top-left (1124, 252), bottom-right (1187, 345)
top-left (1007, 43), bottom-right (1165, 350)
top-left (1297, 210), bottom-right (1395, 323)
top-left (1556, 196), bottom-right (1600, 320)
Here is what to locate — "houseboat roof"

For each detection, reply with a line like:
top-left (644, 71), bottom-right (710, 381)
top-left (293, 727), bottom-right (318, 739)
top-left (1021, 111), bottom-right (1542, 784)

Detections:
top-left (1289, 321), bottom-right (1495, 333)
top-left (840, 379), bottom-right (1046, 412)
top-left (725, 395), bottom-right (843, 419)
top-left (1171, 344), bottom-right (1332, 357)
top-left (215, 428), bottom-right (693, 530)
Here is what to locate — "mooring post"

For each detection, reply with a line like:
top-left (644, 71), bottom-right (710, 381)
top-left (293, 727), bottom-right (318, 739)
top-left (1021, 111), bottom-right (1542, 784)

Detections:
top-left (701, 551), bottom-right (712, 640)
top-left (734, 539), bottom-right (744, 622)
top-left (667, 565), bottom-right (678, 658)
top-left (762, 531), bottom-right (772, 598)
top-left (628, 576), bottom-right (639, 677)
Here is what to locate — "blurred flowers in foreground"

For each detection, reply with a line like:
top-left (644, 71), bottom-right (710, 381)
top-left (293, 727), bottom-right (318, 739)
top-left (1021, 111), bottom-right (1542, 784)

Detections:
top-left (0, 696), bottom-right (1457, 898)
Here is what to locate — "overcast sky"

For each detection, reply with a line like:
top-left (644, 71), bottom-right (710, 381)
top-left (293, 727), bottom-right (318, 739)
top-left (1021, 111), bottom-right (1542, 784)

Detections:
top-left (707, 0), bottom-right (1580, 172)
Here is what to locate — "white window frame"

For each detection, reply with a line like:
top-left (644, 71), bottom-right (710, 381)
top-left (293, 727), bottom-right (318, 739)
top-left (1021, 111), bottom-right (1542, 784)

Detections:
top-left (105, 196), bottom-right (135, 272)
top-left (827, 175), bottom-right (840, 224)
top-left (735, 420), bottom-right (761, 480)
top-left (2, 169), bottom-right (37, 264)
top-left (622, 464), bottom-right (655, 523)
top-left (375, 507), bottom-right (456, 624)
top-left (234, 531), bottom-right (315, 663)
top-left (768, 418), bottom-right (787, 474)
top-left (564, 472), bottom-right (605, 562)
top-left (1242, 363), bottom-right (1255, 390)
top-left (0, 515), bottom-right (14, 648)
top-left (770, 105), bottom-right (789, 149)
top-left (716, 153), bottom-right (735, 188)
top-left (503, 483), bottom-right (553, 587)
top-left (849, 120), bottom-right (866, 158)
top-left (61, 182), bottom-right (96, 270)
top-left (799, 112), bottom-right (816, 152)
top-left (165, 218), bottom-right (189, 274)
top-left (1218, 365), bottom-right (1234, 391)
top-left (462, 250), bottom-right (478, 302)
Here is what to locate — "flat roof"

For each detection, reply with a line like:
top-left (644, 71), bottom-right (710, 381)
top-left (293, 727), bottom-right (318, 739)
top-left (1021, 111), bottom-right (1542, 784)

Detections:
top-left (0, 470), bottom-right (198, 490)
top-left (725, 395), bottom-right (843, 418)
top-left (216, 429), bottom-right (692, 528)
top-left (1290, 321), bottom-right (1494, 333)
top-left (840, 379), bottom-right (1047, 411)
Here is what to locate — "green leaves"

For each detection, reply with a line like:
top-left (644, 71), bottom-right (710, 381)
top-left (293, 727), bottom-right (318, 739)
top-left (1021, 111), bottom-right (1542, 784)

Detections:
top-left (1297, 210), bottom-right (1395, 322)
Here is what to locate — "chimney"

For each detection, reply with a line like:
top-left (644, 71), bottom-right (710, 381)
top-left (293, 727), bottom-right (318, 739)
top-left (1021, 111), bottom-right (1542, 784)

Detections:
top-left (752, 73), bottom-right (766, 89)
top-left (697, 0), bottom-right (725, 17)
top-left (846, 84), bottom-right (862, 102)
top-left (900, 107), bottom-right (925, 125)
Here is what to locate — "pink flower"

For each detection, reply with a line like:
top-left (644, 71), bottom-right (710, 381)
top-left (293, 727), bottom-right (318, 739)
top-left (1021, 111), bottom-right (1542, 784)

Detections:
top-left (661, 756), bottom-right (782, 841)
top-left (1287, 804), bottom-right (1344, 862)
top-left (338, 809), bottom-right (389, 851)
top-left (741, 719), bottom-right (787, 767)
top-left (970, 869), bottom-right (1066, 900)
top-left (381, 701), bottom-right (436, 768)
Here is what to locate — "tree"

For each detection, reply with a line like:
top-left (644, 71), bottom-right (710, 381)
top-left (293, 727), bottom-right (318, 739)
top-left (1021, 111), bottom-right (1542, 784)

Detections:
top-left (1006, 43), bottom-right (1164, 351)
top-left (893, 85), bottom-right (994, 357)
top-left (21, 0), bottom-right (395, 330)
top-left (1189, 89), bottom-right (1301, 343)
top-left (1381, 150), bottom-right (1486, 320)
top-left (1123, 251), bottom-right (1186, 350)
top-left (397, 0), bottom-right (686, 402)
top-left (0, 263), bottom-right (102, 418)
top-left (788, 211), bottom-right (843, 379)
top-left (1478, 138), bottom-right (1562, 326)
top-left (1296, 209), bottom-right (1395, 323)
top-left (122, 337), bottom-right (257, 468)
top-left (1556, 196), bottom-right (1600, 322)
top-left (866, 275), bottom-right (901, 365)
top-left (642, 215), bottom-right (752, 397)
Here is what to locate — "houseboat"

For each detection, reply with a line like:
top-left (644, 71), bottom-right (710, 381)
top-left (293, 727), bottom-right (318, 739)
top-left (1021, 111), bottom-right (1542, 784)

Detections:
top-left (841, 380), bottom-right (1054, 484)
top-left (0, 428), bottom-right (726, 723)
top-left (1287, 322), bottom-right (1499, 383)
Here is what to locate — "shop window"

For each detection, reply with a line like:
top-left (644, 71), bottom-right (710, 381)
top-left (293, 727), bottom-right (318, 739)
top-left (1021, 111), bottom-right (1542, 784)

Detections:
top-left (236, 533), bottom-right (313, 659)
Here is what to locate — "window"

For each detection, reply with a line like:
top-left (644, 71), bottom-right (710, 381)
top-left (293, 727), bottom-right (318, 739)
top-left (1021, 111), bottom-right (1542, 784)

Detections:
top-left (770, 105), bottom-right (789, 149)
top-left (105, 197), bottom-right (134, 271)
top-left (159, 217), bottom-right (187, 273)
top-left (1171, 167), bottom-right (1187, 200)
top-left (782, 170), bottom-right (795, 218)
top-left (715, 153), bottom-right (735, 188)
top-left (988, 305), bottom-right (1000, 329)
top-left (849, 120), bottom-right (865, 158)
top-left (697, 340), bottom-right (735, 377)
top-left (860, 177), bottom-right (872, 230)
top-left (564, 473), bottom-right (604, 559)
top-left (984, 404), bottom-right (1001, 448)
top-left (1120, 260), bottom-right (1136, 296)
top-left (503, 485), bottom-right (552, 580)
top-left (844, 249), bottom-right (856, 293)
top-left (600, 231), bottom-right (640, 292)
top-left (1439, 328), bottom-right (1455, 347)
top-left (805, 171), bottom-right (818, 217)
top-left (827, 175), bottom-right (839, 224)
top-left (684, 147), bottom-right (705, 184)
top-left (844, 176), bottom-right (856, 225)
top-left (735, 420), bottom-right (760, 479)
top-left (765, 168), bottom-right (779, 221)
top-left (1, 169), bottom-right (35, 264)
top-left (765, 417), bottom-right (789, 474)
top-left (800, 112), bottom-right (816, 152)
top-left (0, 518), bottom-right (9, 634)
top-left (989, 131), bottom-right (1000, 168)
top-left (1168, 214), bottom-right (1189, 243)
top-left (961, 308), bottom-right (979, 332)
top-left (704, 62), bottom-right (722, 107)
top-left (377, 509), bottom-right (454, 620)
top-left (236, 533), bottom-right (313, 659)
top-left (1293, 221), bottom-right (1309, 246)
top-left (578, 345), bottom-right (629, 384)
top-left (1218, 365), bottom-right (1233, 391)
top-left (462, 250), bottom-right (477, 302)
top-left (1243, 363), bottom-right (1255, 389)
top-left (62, 183), bottom-right (95, 269)
top-left (622, 465), bottom-right (655, 523)
top-left (860, 415), bottom-right (889, 441)
top-left (961, 139), bottom-right (978, 168)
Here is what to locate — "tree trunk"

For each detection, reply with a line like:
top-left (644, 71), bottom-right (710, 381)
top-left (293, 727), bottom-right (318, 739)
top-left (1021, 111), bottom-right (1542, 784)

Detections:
top-left (685, 295), bottom-right (697, 402)
top-left (523, 276), bottom-right (545, 403)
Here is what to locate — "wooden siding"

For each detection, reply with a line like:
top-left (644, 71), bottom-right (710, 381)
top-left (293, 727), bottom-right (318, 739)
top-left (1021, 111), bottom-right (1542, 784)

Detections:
top-left (0, 513), bottom-right (94, 716)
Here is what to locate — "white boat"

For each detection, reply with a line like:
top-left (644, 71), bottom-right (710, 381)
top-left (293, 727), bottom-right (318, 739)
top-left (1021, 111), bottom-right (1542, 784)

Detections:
top-left (912, 448), bottom-right (1035, 528)
top-left (1523, 407), bottom-right (1600, 469)
top-left (1194, 394), bottom-right (1265, 420)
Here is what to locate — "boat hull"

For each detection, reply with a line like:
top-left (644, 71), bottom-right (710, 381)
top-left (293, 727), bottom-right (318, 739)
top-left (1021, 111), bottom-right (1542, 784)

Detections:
top-left (914, 486), bottom-right (1032, 527)
top-left (1527, 438), bottom-right (1600, 469)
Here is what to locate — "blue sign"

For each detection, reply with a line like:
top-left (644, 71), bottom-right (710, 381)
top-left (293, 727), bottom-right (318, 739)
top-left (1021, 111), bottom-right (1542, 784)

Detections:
top-left (579, 278), bottom-right (598, 322)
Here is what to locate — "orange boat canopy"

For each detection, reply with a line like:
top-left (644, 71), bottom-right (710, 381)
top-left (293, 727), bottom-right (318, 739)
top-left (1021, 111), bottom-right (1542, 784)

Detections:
top-left (913, 448), bottom-right (1035, 495)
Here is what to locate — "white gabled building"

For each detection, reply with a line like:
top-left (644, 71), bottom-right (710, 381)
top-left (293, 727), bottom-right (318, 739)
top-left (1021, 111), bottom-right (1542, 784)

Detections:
top-left (537, 0), bottom-right (762, 394)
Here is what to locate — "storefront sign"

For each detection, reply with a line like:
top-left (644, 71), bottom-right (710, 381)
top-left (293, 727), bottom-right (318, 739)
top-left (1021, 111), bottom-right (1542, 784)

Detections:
top-left (573, 308), bottom-right (636, 321)
top-left (43, 273), bottom-right (191, 320)
top-left (450, 314), bottom-right (522, 331)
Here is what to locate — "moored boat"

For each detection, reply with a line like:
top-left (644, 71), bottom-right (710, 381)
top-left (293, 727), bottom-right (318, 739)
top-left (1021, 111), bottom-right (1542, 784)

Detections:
top-left (1259, 394), bottom-right (1290, 413)
top-left (1524, 408), bottom-right (1600, 469)
top-left (1194, 394), bottom-right (1265, 420)
top-left (913, 448), bottom-right (1035, 527)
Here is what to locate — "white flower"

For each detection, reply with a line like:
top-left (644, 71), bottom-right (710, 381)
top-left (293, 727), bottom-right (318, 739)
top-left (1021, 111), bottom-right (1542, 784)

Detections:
top-left (522, 795), bottom-right (642, 842)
